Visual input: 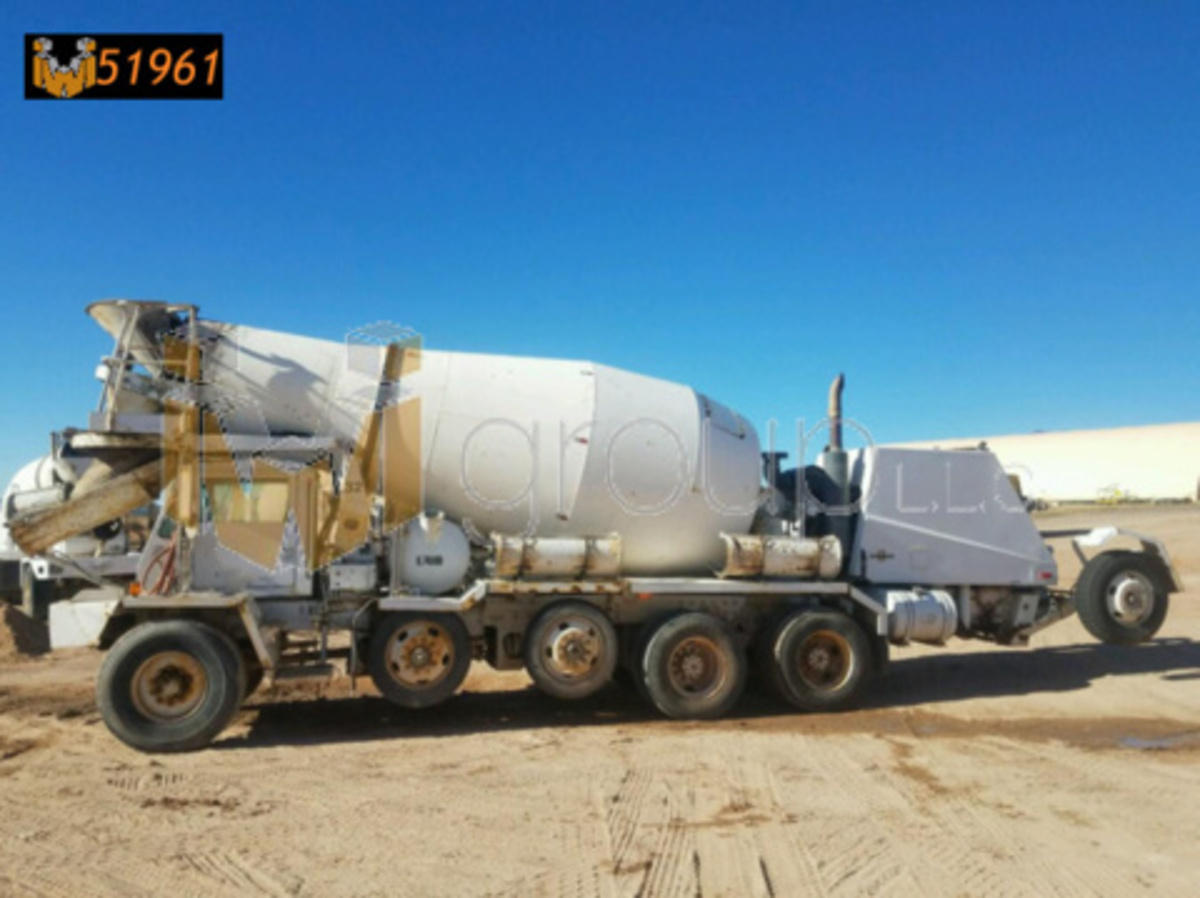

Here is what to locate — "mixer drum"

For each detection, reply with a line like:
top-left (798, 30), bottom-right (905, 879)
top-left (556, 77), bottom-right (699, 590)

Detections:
top-left (201, 323), bottom-right (763, 575)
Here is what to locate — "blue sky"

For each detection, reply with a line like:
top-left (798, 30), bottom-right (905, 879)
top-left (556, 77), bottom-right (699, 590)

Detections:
top-left (1, 1), bottom-right (1197, 485)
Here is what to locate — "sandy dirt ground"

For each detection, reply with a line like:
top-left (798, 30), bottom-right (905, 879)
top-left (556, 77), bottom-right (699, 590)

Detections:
top-left (0, 505), bottom-right (1197, 897)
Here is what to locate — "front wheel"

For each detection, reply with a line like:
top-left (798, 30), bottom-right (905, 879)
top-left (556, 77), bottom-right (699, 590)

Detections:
top-left (1075, 551), bottom-right (1170, 645)
top-left (96, 620), bottom-right (246, 752)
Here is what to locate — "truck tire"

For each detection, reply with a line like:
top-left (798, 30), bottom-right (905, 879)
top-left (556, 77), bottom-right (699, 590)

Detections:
top-left (96, 620), bottom-right (246, 753)
top-left (640, 612), bottom-right (746, 719)
top-left (1075, 550), bottom-right (1170, 645)
top-left (524, 601), bottom-right (618, 700)
top-left (611, 626), bottom-right (639, 688)
top-left (751, 609), bottom-right (789, 693)
top-left (612, 622), bottom-right (656, 703)
top-left (765, 609), bottom-right (871, 711)
top-left (368, 612), bottom-right (472, 708)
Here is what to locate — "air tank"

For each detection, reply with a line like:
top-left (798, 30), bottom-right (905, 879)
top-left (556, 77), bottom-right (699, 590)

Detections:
top-left (104, 310), bottom-right (764, 575)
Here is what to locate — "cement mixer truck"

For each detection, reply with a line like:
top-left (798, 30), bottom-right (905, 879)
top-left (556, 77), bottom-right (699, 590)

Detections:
top-left (7, 299), bottom-right (1182, 752)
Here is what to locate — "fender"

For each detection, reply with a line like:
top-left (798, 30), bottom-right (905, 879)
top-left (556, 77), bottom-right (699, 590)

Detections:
top-left (1040, 526), bottom-right (1183, 592)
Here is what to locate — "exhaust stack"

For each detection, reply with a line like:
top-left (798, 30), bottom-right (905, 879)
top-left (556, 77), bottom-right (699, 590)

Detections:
top-left (828, 372), bottom-right (844, 452)
top-left (818, 373), bottom-right (851, 574)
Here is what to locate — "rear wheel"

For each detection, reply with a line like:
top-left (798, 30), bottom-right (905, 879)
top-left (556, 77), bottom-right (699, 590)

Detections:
top-left (1076, 551), bottom-right (1170, 645)
top-left (368, 612), bottom-right (472, 708)
top-left (751, 609), bottom-right (787, 693)
top-left (765, 610), bottom-right (872, 711)
top-left (96, 620), bottom-right (246, 752)
top-left (640, 612), bottom-right (746, 719)
top-left (617, 618), bottom-right (664, 703)
top-left (524, 601), bottom-right (618, 700)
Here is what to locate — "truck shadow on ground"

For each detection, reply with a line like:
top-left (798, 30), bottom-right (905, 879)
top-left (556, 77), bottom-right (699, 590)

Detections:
top-left (219, 637), bottom-right (1200, 750)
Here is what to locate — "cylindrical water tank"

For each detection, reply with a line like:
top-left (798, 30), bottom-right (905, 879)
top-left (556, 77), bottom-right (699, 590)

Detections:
top-left (1, 455), bottom-right (116, 556)
top-left (199, 322), bottom-right (763, 575)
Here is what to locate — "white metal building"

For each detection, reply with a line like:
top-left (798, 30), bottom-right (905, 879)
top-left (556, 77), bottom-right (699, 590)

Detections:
top-left (889, 422), bottom-right (1200, 503)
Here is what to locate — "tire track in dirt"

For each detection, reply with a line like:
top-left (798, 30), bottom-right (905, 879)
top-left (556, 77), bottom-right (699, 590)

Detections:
top-left (484, 761), bottom-right (687, 898)
top-left (871, 737), bottom-right (1036, 898)
top-left (605, 765), bottom-right (657, 874)
top-left (875, 736), bottom-right (1092, 898)
top-left (0, 748), bottom-right (296, 898)
top-left (955, 733), bottom-right (1200, 895)
top-left (483, 783), bottom-right (617, 898)
top-left (794, 734), bottom-right (976, 896)
top-left (847, 724), bottom-right (1200, 898)
top-left (758, 761), bottom-right (832, 897)
top-left (670, 750), bottom-right (800, 898)
top-left (0, 840), bottom-right (250, 898)
top-left (634, 784), bottom-right (693, 898)
top-left (175, 850), bottom-right (296, 897)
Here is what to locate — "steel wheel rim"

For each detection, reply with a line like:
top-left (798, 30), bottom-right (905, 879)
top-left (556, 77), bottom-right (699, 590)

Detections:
top-left (794, 630), bottom-right (854, 692)
top-left (1106, 570), bottom-right (1156, 625)
top-left (385, 621), bottom-right (456, 687)
top-left (666, 635), bottom-right (728, 698)
top-left (130, 650), bottom-right (208, 721)
top-left (542, 615), bottom-right (604, 682)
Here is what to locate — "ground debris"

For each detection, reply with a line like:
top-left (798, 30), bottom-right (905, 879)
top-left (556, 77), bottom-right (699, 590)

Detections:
top-left (0, 605), bottom-right (49, 660)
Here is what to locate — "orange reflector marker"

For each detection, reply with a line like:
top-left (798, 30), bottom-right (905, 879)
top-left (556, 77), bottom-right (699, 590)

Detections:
top-left (128, 582), bottom-right (142, 596)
